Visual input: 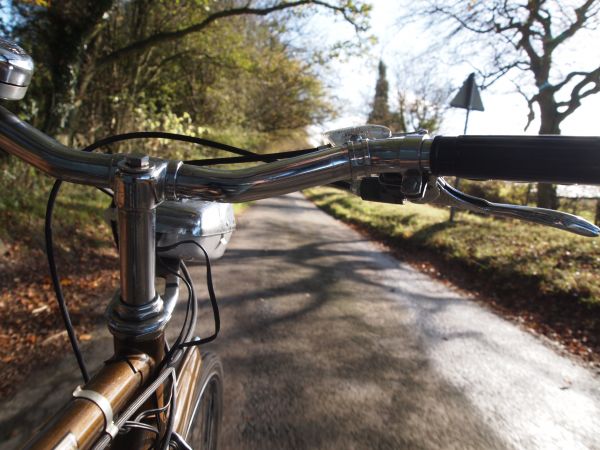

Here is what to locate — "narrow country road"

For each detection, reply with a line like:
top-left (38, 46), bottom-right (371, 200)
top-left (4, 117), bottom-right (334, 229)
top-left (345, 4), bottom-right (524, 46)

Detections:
top-left (2, 193), bottom-right (600, 449)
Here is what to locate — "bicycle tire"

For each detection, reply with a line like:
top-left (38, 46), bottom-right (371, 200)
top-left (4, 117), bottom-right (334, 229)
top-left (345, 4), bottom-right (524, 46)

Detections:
top-left (185, 351), bottom-right (224, 450)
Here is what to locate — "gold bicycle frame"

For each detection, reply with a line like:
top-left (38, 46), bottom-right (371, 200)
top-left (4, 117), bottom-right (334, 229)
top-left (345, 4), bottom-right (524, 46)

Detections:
top-left (22, 337), bottom-right (204, 449)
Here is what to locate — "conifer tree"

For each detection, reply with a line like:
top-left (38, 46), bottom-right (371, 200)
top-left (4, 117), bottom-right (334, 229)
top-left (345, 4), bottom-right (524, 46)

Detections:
top-left (368, 61), bottom-right (391, 126)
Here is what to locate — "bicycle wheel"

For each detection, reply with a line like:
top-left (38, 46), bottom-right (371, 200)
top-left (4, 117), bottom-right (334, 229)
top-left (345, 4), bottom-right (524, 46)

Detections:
top-left (186, 351), bottom-right (224, 450)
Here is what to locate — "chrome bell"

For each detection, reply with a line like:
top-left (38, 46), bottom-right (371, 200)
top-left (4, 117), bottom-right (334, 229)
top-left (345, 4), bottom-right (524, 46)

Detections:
top-left (0, 37), bottom-right (33, 100)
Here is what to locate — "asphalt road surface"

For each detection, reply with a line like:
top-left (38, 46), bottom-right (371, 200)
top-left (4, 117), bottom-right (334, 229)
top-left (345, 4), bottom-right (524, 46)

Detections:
top-left (2, 193), bottom-right (600, 449)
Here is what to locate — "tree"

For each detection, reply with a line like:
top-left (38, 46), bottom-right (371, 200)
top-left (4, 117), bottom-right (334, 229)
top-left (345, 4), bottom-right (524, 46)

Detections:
top-left (368, 60), bottom-right (392, 126)
top-left (5, 0), bottom-right (370, 139)
top-left (393, 65), bottom-right (451, 133)
top-left (367, 59), bottom-right (450, 133)
top-left (419, 0), bottom-right (600, 208)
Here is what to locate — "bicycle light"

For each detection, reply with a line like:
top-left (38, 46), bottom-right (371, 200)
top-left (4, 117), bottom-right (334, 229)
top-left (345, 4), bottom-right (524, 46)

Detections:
top-left (0, 37), bottom-right (33, 100)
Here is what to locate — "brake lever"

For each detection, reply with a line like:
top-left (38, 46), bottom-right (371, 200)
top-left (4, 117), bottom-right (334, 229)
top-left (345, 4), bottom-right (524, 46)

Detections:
top-left (418, 177), bottom-right (599, 237)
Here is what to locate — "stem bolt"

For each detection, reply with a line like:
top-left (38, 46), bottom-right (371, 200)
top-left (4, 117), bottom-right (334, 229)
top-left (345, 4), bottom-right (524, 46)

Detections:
top-left (125, 154), bottom-right (150, 169)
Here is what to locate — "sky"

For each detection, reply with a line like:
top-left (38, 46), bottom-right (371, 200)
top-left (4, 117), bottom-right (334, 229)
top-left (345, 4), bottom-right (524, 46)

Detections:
top-left (303, 1), bottom-right (600, 142)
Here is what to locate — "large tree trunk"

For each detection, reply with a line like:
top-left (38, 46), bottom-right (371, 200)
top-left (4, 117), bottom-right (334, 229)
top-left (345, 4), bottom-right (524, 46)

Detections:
top-left (536, 94), bottom-right (561, 209)
top-left (595, 198), bottom-right (600, 226)
top-left (536, 183), bottom-right (559, 210)
top-left (38, 1), bottom-right (114, 135)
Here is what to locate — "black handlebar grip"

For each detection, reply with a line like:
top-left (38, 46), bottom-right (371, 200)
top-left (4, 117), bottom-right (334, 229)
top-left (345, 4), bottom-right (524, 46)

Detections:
top-left (430, 135), bottom-right (600, 185)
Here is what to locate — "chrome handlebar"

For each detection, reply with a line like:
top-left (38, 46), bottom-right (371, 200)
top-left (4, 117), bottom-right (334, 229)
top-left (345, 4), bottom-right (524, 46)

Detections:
top-left (173, 135), bottom-right (432, 202)
top-left (0, 106), bottom-right (430, 202)
top-left (0, 106), bottom-right (598, 237)
top-left (0, 107), bottom-right (117, 187)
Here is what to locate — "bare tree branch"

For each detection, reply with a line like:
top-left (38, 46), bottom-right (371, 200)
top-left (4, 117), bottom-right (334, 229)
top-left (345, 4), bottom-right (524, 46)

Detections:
top-left (549, 0), bottom-right (598, 49)
top-left (557, 65), bottom-right (600, 120)
top-left (512, 80), bottom-right (538, 131)
top-left (98, 1), bottom-right (363, 68)
top-left (550, 70), bottom-right (594, 92)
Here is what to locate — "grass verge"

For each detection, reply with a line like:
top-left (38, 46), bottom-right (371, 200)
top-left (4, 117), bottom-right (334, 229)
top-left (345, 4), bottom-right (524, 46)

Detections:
top-left (305, 186), bottom-right (600, 364)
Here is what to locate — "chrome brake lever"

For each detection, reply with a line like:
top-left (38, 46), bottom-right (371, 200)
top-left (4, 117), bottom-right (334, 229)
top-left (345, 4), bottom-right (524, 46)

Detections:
top-left (421, 177), bottom-right (599, 237)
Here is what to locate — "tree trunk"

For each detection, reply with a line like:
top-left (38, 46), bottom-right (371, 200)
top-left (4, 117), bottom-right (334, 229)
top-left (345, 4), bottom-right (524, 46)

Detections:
top-left (39, 0), bottom-right (114, 135)
top-left (536, 94), bottom-right (561, 209)
top-left (537, 183), bottom-right (559, 210)
top-left (595, 198), bottom-right (600, 226)
top-left (524, 183), bottom-right (532, 205)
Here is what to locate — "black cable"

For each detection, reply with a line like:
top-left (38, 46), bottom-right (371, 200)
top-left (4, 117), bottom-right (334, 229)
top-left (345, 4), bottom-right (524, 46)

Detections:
top-left (97, 187), bottom-right (114, 197)
top-left (180, 250), bottom-right (219, 347)
top-left (82, 131), bottom-right (259, 159)
top-left (45, 181), bottom-right (90, 383)
top-left (179, 262), bottom-right (199, 346)
top-left (84, 130), bottom-right (328, 163)
top-left (157, 257), bottom-right (193, 366)
top-left (121, 421), bottom-right (160, 436)
top-left (156, 262), bottom-right (198, 376)
top-left (184, 145), bottom-right (330, 166)
top-left (156, 240), bottom-right (220, 347)
top-left (44, 138), bottom-right (110, 383)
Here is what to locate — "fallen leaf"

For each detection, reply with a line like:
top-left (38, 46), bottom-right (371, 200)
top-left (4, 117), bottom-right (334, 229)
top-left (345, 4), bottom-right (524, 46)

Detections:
top-left (32, 305), bottom-right (49, 315)
top-left (41, 330), bottom-right (68, 346)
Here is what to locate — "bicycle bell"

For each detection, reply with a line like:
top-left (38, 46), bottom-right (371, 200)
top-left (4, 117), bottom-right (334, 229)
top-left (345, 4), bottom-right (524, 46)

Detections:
top-left (0, 37), bottom-right (33, 100)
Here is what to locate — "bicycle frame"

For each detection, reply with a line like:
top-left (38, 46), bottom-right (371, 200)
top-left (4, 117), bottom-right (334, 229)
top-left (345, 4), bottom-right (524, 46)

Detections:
top-left (24, 348), bottom-right (205, 449)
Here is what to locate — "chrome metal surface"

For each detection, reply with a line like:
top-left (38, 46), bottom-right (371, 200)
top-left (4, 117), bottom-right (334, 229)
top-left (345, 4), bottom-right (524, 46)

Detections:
top-left (156, 200), bottom-right (236, 261)
top-left (366, 134), bottom-right (432, 174)
top-left (107, 272), bottom-right (179, 339)
top-left (111, 293), bottom-right (163, 322)
top-left (429, 177), bottom-right (600, 237)
top-left (0, 105), bottom-right (432, 204)
top-left (0, 37), bottom-right (33, 100)
top-left (323, 125), bottom-right (391, 146)
top-left (0, 107), bottom-right (118, 187)
top-left (0, 101), bottom-right (596, 237)
top-left (72, 387), bottom-right (119, 438)
top-left (170, 146), bottom-right (356, 201)
top-left (114, 159), bottom-right (168, 306)
top-left (169, 136), bottom-right (433, 202)
top-left (348, 139), bottom-right (371, 181)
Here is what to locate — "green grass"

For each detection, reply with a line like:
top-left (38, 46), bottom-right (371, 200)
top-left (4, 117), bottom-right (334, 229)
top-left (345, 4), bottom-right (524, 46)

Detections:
top-left (0, 163), bottom-right (113, 249)
top-left (233, 202), bottom-right (252, 215)
top-left (305, 186), bottom-right (600, 304)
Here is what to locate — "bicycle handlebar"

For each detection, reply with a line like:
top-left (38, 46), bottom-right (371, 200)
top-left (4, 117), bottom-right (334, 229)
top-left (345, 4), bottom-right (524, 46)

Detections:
top-left (0, 107), bottom-right (117, 187)
top-left (1, 106), bottom-right (599, 205)
top-left (430, 135), bottom-right (600, 185)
